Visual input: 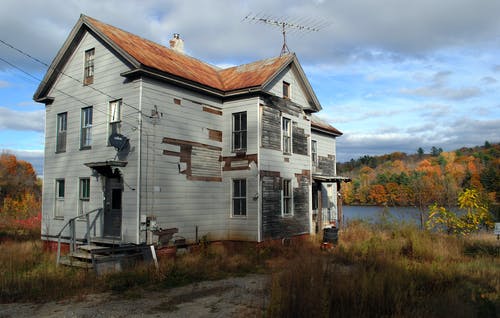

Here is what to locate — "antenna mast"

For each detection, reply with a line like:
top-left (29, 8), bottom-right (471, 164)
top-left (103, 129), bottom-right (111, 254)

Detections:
top-left (243, 14), bottom-right (325, 56)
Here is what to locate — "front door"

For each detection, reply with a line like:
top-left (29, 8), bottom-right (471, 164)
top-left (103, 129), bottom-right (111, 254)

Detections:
top-left (103, 177), bottom-right (122, 238)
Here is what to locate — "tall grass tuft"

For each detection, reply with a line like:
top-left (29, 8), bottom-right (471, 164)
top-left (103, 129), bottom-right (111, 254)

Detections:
top-left (267, 221), bottom-right (499, 317)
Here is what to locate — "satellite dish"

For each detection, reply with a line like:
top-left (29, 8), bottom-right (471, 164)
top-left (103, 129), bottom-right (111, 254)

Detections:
top-left (109, 133), bottom-right (129, 151)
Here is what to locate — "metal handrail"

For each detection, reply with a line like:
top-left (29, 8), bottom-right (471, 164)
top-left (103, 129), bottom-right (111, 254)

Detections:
top-left (56, 208), bottom-right (103, 266)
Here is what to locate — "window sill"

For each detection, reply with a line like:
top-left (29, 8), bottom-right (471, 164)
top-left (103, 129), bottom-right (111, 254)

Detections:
top-left (231, 215), bottom-right (248, 219)
top-left (54, 216), bottom-right (64, 220)
top-left (55, 150), bottom-right (66, 154)
top-left (232, 150), bottom-right (247, 157)
top-left (80, 146), bottom-right (91, 150)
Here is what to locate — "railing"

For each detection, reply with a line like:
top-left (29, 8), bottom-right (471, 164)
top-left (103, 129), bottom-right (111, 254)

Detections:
top-left (56, 208), bottom-right (103, 266)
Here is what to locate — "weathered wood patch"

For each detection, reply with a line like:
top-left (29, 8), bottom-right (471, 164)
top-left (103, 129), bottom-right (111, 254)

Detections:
top-left (261, 106), bottom-right (281, 150)
top-left (163, 138), bottom-right (222, 182)
top-left (208, 129), bottom-right (222, 142)
top-left (292, 125), bottom-right (308, 155)
top-left (317, 156), bottom-right (335, 176)
top-left (221, 154), bottom-right (258, 171)
top-left (261, 171), bottom-right (310, 240)
top-left (202, 106), bottom-right (223, 116)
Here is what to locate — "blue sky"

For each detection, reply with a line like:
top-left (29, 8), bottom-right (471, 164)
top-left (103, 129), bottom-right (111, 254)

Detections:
top-left (1, 0), bottom-right (499, 175)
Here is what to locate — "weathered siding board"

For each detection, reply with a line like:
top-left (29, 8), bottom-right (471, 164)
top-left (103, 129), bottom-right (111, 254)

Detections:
top-left (261, 106), bottom-right (281, 150)
top-left (292, 125), bottom-right (308, 155)
top-left (317, 156), bottom-right (335, 176)
top-left (261, 175), bottom-right (283, 239)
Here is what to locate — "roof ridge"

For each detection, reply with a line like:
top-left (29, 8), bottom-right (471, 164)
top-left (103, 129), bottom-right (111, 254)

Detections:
top-left (83, 15), bottom-right (221, 70)
top-left (80, 15), bottom-right (299, 94)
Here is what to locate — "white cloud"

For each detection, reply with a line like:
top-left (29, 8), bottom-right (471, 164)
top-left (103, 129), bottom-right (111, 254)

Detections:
top-left (0, 107), bottom-right (44, 131)
top-left (0, 80), bottom-right (9, 88)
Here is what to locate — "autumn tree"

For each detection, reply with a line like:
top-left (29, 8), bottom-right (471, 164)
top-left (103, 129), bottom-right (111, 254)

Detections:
top-left (426, 189), bottom-right (493, 234)
top-left (0, 153), bottom-right (39, 204)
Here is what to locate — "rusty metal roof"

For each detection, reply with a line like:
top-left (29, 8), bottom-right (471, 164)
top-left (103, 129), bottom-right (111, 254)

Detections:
top-left (85, 16), bottom-right (292, 92)
top-left (311, 115), bottom-right (343, 136)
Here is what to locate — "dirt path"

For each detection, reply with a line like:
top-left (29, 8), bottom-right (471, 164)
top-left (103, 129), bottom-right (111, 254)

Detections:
top-left (0, 274), bottom-right (270, 318)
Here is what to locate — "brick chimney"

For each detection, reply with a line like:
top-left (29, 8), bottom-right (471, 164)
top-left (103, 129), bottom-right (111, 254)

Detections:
top-left (169, 33), bottom-right (184, 54)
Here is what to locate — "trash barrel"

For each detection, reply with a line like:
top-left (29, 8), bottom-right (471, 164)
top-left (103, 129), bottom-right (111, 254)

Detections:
top-left (323, 227), bottom-right (339, 245)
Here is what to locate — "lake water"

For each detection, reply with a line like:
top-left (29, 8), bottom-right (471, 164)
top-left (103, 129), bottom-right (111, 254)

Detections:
top-left (342, 205), bottom-right (422, 225)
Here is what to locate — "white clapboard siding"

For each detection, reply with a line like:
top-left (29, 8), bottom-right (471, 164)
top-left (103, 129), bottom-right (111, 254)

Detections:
top-left (42, 31), bottom-right (140, 243)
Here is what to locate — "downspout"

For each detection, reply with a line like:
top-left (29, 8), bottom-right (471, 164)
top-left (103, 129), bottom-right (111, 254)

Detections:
top-left (257, 97), bottom-right (262, 242)
top-left (136, 79), bottom-right (143, 244)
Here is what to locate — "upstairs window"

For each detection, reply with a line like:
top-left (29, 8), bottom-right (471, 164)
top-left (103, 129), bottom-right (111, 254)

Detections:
top-left (232, 179), bottom-right (247, 216)
top-left (80, 107), bottom-right (92, 149)
top-left (56, 112), bottom-right (67, 153)
top-left (282, 117), bottom-right (291, 154)
top-left (232, 112), bottom-right (247, 152)
top-left (283, 81), bottom-right (290, 99)
top-left (282, 179), bottom-right (293, 216)
top-left (84, 48), bottom-right (95, 85)
top-left (109, 99), bottom-right (122, 138)
top-left (311, 140), bottom-right (318, 166)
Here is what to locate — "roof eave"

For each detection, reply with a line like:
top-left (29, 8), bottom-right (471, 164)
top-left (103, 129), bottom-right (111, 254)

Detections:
top-left (311, 125), bottom-right (343, 137)
top-left (121, 68), bottom-right (226, 97)
top-left (33, 14), bottom-right (141, 102)
top-left (260, 54), bottom-right (322, 112)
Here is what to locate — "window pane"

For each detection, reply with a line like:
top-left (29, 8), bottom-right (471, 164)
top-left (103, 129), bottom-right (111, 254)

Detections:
top-left (57, 180), bottom-right (65, 198)
top-left (232, 112), bottom-right (247, 151)
top-left (57, 113), bottom-right (67, 152)
top-left (241, 112), bottom-right (247, 130)
top-left (80, 179), bottom-right (90, 199)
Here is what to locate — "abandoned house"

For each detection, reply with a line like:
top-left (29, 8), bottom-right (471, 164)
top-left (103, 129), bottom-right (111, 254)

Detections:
top-left (34, 15), bottom-right (345, 248)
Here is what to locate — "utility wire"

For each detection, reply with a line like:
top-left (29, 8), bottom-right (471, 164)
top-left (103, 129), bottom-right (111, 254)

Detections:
top-left (0, 38), bottom-right (148, 117)
top-left (0, 55), bottom-right (141, 133)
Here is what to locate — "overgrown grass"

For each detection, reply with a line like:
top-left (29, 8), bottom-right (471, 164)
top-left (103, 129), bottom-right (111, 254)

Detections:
top-left (0, 240), bottom-right (267, 303)
top-left (1, 222), bottom-right (498, 317)
top-left (267, 220), bottom-right (499, 317)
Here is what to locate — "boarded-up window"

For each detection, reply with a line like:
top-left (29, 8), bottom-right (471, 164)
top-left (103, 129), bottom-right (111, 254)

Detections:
top-left (56, 112), bottom-right (67, 152)
top-left (84, 48), bottom-right (94, 85)
top-left (232, 179), bottom-right (246, 216)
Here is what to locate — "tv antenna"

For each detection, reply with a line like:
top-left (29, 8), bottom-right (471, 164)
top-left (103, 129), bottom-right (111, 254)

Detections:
top-left (243, 14), bottom-right (327, 56)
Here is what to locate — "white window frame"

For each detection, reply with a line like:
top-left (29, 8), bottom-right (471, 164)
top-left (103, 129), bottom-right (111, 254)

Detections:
top-left (109, 99), bottom-right (122, 139)
top-left (84, 48), bottom-right (94, 85)
top-left (282, 178), bottom-right (293, 216)
top-left (78, 178), bottom-right (90, 217)
top-left (283, 81), bottom-right (290, 99)
top-left (282, 117), bottom-right (292, 154)
top-left (55, 179), bottom-right (65, 218)
top-left (80, 106), bottom-right (92, 149)
top-left (56, 112), bottom-right (67, 153)
top-left (311, 140), bottom-right (318, 167)
top-left (232, 179), bottom-right (247, 217)
top-left (232, 111), bottom-right (247, 152)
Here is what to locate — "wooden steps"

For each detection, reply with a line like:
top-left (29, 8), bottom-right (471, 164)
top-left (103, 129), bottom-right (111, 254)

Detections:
top-left (58, 238), bottom-right (150, 273)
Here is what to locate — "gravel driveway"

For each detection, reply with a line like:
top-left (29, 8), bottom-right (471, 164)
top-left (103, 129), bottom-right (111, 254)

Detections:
top-left (0, 274), bottom-right (270, 318)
